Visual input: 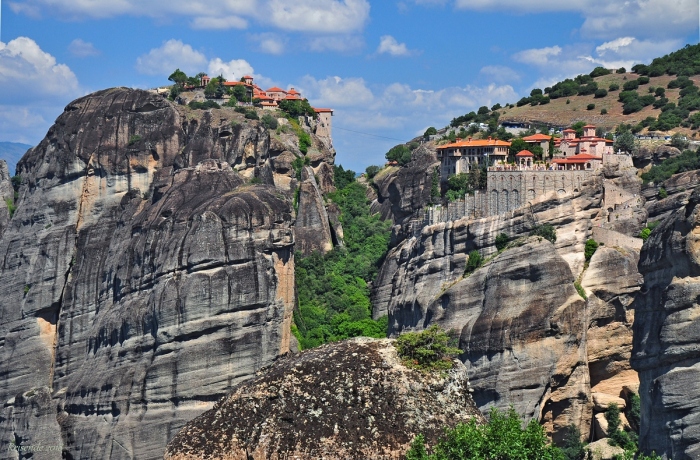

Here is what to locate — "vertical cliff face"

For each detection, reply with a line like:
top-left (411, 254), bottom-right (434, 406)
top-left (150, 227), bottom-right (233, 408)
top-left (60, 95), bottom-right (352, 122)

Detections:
top-left (632, 189), bottom-right (700, 459)
top-left (0, 88), bottom-right (301, 459)
top-left (374, 162), bottom-right (645, 442)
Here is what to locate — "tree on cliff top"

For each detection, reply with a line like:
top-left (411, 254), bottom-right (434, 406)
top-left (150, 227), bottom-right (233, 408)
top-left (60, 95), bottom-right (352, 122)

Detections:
top-left (168, 68), bottom-right (187, 86)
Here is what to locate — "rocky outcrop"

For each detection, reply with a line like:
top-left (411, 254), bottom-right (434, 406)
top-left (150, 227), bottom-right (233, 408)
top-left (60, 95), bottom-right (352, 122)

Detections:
top-left (0, 88), bottom-right (300, 459)
top-left (294, 166), bottom-right (334, 254)
top-left (371, 145), bottom-right (438, 234)
top-left (643, 170), bottom-right (700, 224)
top-left (164, 338), bottom-right (483, 460)
top-left (632, 189), bottom-right (700, 459)
top-left (0, 160), bottom-right (12, 237)
top-left (633, 144), bottom-right (681, 171)
top-left (373, 157), bottom-right (648, 442)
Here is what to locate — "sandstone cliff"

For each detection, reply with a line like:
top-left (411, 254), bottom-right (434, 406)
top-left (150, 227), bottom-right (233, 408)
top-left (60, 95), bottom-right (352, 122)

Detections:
top-left (164, 338), bottom-right (483, 460)
top-left (632, 189), bottom-right (700, 459)
top-left (0, 88), bottom-right (334, 459)
top-left (373, 158), bottom-right (645, 442)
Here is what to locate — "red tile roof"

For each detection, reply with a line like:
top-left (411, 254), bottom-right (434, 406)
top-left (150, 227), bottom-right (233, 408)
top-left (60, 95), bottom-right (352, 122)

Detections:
top-left (522, 134), bottom-right (552, 142)
top-left (563, 128), bottom-right (576, 133)
top-left (438, 137), bottom-right (511, 150)
top-left (516, 150), bottom-right (534, 157)
top-left (314, 108), bottom-right (334, 113)
top-left (266, 87), bottom-right (286, 93)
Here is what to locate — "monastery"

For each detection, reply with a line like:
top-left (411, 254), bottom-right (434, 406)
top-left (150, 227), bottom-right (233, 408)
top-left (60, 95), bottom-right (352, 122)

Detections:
top-left (199, 74), bottom-right (334, 142)
top-left (432, 124), bottom-right (623, 219)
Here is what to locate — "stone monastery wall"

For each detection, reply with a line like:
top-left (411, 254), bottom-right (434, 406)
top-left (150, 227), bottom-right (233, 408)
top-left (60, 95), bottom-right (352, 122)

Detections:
top-left (424, 169), bottom-right (595, 224)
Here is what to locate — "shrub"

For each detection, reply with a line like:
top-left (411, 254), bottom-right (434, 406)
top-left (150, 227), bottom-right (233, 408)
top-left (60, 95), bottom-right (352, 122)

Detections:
top-left (128, 134), bottom-right (142, 145)
top-left (639, 227), bottom-right (651, 241)
top-left (623, 80), bottom-right (640, 91)
top-left (609, 83), bottom-right (620, 91)
top-left (601, 108), bottom-right (608, 115)
top-left (606, 403), bottom-right (636, 450)
top-left (616, 67), bottom-right (626, 74)
top-left (188, 100), bottom-right (220, 110)
top-left (394, 325), bottom-right (462, 372)
top-left (594, 88), bottom-right (608, 98)
top-left (584, 239), bottom-right (599, 261)
top-left (658, 187), bottom-right (668, 199)
top-left (530, 224), bottom-right (556, 243)
top-left (244, 110), bottom-right (259, 120)
top-left (464, 250), bottom-right (483, 275)
top-left (495, 233), bottom-right (510, 251)
top-left (590, 66), bottom-right (612, 78)
top-left (574, 282), bottom-right (587, 300)
top-left (261, 114), bottom-right (278, 130)
top-left (406, 406), bottom-right (565, 460)
top-left (5, 198), bottom-right (15, 218)
top-left (638, 76), bottom-right (650, 85)
top-left (587, 104), bottom-right (595, 111)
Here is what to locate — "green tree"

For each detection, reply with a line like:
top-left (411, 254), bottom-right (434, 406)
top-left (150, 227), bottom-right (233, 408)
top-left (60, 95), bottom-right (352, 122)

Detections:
top-left (605, 403), bottom-right (636, 450)
top-left (614, 131), bottom-right (638, 154)
top-left (278, 98), bottom-right (316, 119)
top-left (395, 325), bottom-right (462, 371)
top-left (168, 68), bottom-right (188, 87)
top-left (365, 165), bottom-right (381, 179)
top-left (261, 114), bottom-right (278, 130)
top-left (231, 84), bottom-right (247, 102)
top-left (424, 127), bottom-right (438, 137)
top-left (385, 144), bottom-right (413, 166)
top-left (406, 407), bottom-right (565, 460)
top-left (571, 122), bottom-right (586, 138)
top-left (561, 424), bottom-right (586, 460)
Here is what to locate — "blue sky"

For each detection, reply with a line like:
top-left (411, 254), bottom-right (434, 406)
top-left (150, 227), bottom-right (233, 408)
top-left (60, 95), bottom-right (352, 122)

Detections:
top-left (0, 0), bottom-right (698, 172)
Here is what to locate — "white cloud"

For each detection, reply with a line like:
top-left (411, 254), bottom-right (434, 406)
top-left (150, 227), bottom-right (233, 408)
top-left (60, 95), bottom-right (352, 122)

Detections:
top-left (190, 15), bottom-right (248, 30)
top-left (0, 37), bottom-right (81, 146)
top-left (424, 0), bottom-right (698, 40)
top-left (208, 58), bottom-right (255, 81)
top-left (135, 39), bottom-right (208, 76)
top-left (513, 38), bottom-right (684, 86)
top-left (10, 0), bottom-right (370, 34)
top-left (0, 37), bottom-right (79, 103)
top-left (68, 39), bottom-right (100, 57)
top-left (249, 33), bottom-right (287, 55)
top-left (376, 35), bottom-right (414, 57)
top-left (264, 0), bottom-right (370, 33)
top-left (513, 46), bottom-right (562, 66)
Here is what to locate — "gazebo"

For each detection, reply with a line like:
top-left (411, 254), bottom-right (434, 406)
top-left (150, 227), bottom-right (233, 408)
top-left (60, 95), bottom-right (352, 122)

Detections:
top-left (516, 150), bottom-right (535, 168)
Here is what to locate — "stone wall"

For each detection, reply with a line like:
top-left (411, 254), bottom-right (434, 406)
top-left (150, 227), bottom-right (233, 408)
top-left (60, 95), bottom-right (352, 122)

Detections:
top-left (591, 227), bottom-right (643, 251)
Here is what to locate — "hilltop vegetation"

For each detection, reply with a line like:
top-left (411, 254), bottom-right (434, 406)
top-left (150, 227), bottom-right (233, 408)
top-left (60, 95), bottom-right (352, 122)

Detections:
top-left (495, 44), bottom-right (700, 135)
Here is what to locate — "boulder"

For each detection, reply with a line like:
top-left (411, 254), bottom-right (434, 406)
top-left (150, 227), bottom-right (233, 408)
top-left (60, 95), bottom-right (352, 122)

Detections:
top-left (592, 393), bottom-right (627, 412)
top-left (164, 338), bottom-right (483, 460)
top-left (586, 438), bottom-right (626, 460)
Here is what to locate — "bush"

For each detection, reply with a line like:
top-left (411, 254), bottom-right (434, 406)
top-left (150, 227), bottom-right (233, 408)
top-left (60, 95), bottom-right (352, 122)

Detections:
top-left (395, 325), bottom-right (462, 372)
top-left (641, 149), bottom-right (700, 184)
top-left (623, 80), bottom-right (640, 91)
top-left (616, 67), bottom-right (626, 74)
top-left (464, 250), bottom-right (483, 275)
top-left (5, 198), bottom-right (15, 218)
top-left (606, 403), bottom-right (636, 450)
top-left (495, 233), bottom-right (510, 251)
top-left (261, 114), bottom-right (278, 130)
top-left (609, 83), bottom-right (620, 91)
top-left (658, 187), bottom-right (668, 199)
top-left (638, 76), bottom-right (650, 85)
top-left (590, 66), bottom-right (612, 78)
top-left (188, 100), bottom-right (220, 110)
top-left (584, 239), bottom-right (598, 261)
top-left (530, 224), bottom-right (556, 243)
top-left (244, 110), bottom-right (259, 120)
top-left (406, 406), bottom-right (565, 460)
top-left (587, 104), bottom-right (595, 111)
top-left (601, 108), bottom-right (608, 115)
top-left (128, 134), bottom-right (142, 145)
top-left (594, 88), bottom-right (608, 98)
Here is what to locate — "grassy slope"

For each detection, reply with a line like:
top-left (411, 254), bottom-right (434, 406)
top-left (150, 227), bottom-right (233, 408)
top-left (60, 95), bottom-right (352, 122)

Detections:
top-left (499, 73), bottom-right (700, 135)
